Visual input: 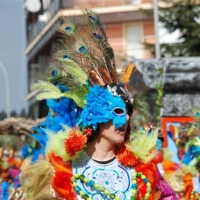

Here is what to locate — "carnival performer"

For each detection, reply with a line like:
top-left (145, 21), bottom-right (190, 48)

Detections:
top-left (0, 147), bottom-right (23, 200)
top-left (19, 9), bottom-right (177, 200)
top-left (181, 136), bottom-right (200, 200)
top-left (160, 108), bottom-right (200, 200)
top-left (0, 146), bottom-right (22, 189)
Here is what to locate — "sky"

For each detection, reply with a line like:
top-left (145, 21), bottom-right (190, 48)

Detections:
top-left (159, 24), bottom-right (180, 44)
top-left (0, 0), bottom-right (28, 116)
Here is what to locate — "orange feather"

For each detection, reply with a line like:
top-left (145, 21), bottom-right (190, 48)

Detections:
top-left (120, 63), bottom-right (136, 83)
top-left (64, 127), bottom-right (87, 158)
top-left (49, 153), bottom-right (76, 199)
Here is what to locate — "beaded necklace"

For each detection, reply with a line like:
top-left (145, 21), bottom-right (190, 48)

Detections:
top-left (72, 171), bottom-right (152, 200)
top-left (190, 189), bottom-right (200, 200)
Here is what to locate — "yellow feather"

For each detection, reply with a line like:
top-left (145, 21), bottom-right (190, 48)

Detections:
top-left (45, 126), bottom-right (71, 161)
top-left (128, 129), bottom-right (158, 163)
top-left (120, 63), bottom-right (136, 83)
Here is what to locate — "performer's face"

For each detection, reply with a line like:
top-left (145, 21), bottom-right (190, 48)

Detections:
top-left (98, 114), bottom-right (130, 145)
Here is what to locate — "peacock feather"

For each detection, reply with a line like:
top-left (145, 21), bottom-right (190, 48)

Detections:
top-left (82, 9), bottom-right (118, 84)
top-left (44, 9), bottom-right (135, 89)
top-left (52, 9), bottom-right (122, 87)
top-left (185, 107), bottom-right (200, 137)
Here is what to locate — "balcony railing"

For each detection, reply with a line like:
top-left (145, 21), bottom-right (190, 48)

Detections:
top-left (27, 0), bottom-right (61, 44)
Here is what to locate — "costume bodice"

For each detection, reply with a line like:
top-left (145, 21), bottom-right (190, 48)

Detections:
top-left (72, 151), bottom-right (134, 200)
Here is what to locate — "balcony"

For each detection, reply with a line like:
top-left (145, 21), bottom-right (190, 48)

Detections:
top-left (27, 0), bottom-right (61, 44)
top-left (62, 0), bottom-right (152, 8)
top-left (26, 0), bottom-right (153, 45)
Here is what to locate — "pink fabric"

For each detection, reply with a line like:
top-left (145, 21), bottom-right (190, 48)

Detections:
top-left (8, 167), bottom-right (20, 179)
top-left (156, 168), bottom-right (178, 200)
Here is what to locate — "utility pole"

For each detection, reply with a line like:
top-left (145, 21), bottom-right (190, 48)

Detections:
top-left (0, 61), bottom-right (10, 118)
top-left (153, 0), bottom-right (161, 59)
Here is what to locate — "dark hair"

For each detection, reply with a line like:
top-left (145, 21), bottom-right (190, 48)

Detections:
top-left (124, 118), bottom-right (131, 143)
top-left (103, 83), bottom-right (133, 116)
top-left (87, 126), bottom-right (100, 144)
top-left (86, 118), bottom-right (132, 144)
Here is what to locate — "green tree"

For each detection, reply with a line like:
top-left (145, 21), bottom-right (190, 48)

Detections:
top-left (10, 110), bottom-right (17, 117)
top-left (0, 111), bottom-right (6, 120)
top-left (19, 108), bottom-right (27, 118)
top-left (145, 0), bottom-right (200, 57)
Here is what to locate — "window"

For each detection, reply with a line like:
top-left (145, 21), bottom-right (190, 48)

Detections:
top-left (126, 24), bottom-right (143, 59)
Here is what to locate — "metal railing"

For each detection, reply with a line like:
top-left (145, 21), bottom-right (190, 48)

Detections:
top-left (27, 0), bottom-right (61, 44)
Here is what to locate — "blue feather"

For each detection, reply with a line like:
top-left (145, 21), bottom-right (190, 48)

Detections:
top-left (31, 83), bottom-right (83, 154)
top-left (1, 182), bottom-right (9, 200)
top-left (182, 152), bottom-right (192, 165)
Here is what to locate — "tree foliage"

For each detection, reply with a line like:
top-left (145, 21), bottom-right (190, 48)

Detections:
top-left (0, 108), bottom-right (28, 120)
top-left (145, 0), bottom-right (200, 57)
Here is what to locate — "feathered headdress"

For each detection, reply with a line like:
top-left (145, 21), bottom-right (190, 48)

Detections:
top-left (44, 9), bottom-right (119, 87)
top-left (32, 6), bottom-right (136, 152)
top-left (33, 9), bottom-right (135, 102)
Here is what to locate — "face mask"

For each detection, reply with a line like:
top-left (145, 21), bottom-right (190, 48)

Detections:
top-left (81, 84), bottom-right (127, 130)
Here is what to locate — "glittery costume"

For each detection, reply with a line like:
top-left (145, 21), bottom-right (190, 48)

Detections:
top-left (19, 9), bottom-right (177, 200)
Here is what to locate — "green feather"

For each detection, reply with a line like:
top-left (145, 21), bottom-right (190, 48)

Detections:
top-left (31, 81), bottom-right (62, 100)
top-left (163, 148), bottom-right (173, 160)
top-left (60, 60), bottom-right (88, 84)
top-left (45, 125), bottom-right (71, 161)
top-left (61, 84), bottom-right (89, 108)
top-left (185, 136), bottom-right (200, 152)
top-left (181, 160), bottom-right (198, 175)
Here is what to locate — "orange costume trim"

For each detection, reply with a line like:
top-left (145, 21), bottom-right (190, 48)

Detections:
top-left (49, 153), bottom-right (76, 200)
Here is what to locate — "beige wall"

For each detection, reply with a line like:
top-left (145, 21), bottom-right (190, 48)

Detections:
top-left (104, 19), bottom-right (154, 68)
top-left (143, 20), bottom-right (155, 58)
top-left (63, 0), bottom-right (153, 9)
